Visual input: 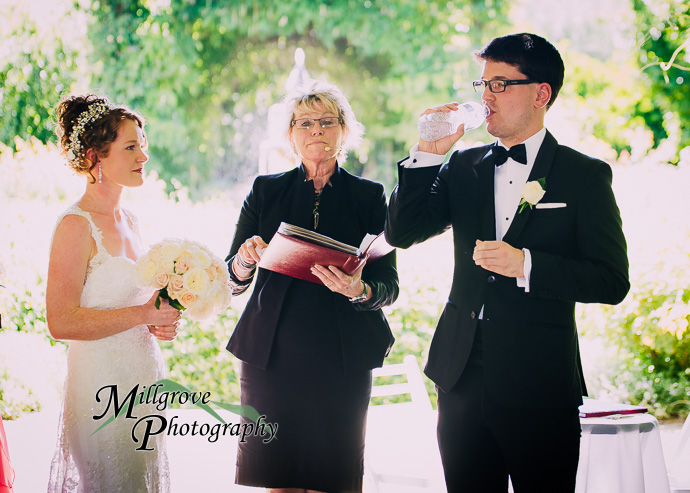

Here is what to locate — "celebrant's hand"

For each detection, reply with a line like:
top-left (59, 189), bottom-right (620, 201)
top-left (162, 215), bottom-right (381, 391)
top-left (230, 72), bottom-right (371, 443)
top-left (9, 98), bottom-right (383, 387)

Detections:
top-left (233, 235), bottom-right (267, 280)
top-left (143, 291), bottom-right (182, 326)
top-left (311, 262), bottom-right (370, 300)
top-left (148, 321), bottom-right (180, 342)
top-left (238, 235), bottom-right (268, 265)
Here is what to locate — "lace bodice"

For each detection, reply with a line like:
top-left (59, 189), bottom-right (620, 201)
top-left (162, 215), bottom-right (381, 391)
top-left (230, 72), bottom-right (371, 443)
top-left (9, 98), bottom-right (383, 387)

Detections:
top-left (47, 204), bottom-right (170, 493)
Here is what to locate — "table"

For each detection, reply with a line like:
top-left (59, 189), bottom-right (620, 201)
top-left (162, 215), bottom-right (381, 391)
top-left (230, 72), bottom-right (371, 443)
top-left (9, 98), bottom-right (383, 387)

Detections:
top-left (366, 399), bottom-right (671, 493)
top-left (576, 413), bottom-right (670, 493)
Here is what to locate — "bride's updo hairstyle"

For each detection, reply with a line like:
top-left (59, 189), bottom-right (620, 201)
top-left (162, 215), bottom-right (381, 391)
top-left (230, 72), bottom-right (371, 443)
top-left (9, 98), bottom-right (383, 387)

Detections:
top-left (56, 94), bottom-right (146, 182)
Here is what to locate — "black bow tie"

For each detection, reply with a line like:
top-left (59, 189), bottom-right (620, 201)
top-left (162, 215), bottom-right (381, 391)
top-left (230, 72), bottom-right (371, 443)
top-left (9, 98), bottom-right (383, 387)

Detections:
top-left (492, 144), bottom-right (527, 166)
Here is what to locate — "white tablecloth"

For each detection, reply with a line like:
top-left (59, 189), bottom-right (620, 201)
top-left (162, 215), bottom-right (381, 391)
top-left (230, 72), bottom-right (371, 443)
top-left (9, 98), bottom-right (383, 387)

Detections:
top-left (576, 413), bottom-right (670, 493)
top-left (367, 407), bottom-right (671, 493)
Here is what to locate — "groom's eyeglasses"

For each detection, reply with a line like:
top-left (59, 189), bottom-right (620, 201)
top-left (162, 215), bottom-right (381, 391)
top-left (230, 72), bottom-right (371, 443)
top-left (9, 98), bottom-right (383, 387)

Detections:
top-left (473, 79), bottom-right (538, 93)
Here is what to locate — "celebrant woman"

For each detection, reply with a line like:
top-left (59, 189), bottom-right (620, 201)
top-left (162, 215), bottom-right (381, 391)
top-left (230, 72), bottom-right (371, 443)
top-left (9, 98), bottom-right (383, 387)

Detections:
top-left (226, 79), bottom-right (399, 493)
top-left (46, 94), bottom-right (180, 492)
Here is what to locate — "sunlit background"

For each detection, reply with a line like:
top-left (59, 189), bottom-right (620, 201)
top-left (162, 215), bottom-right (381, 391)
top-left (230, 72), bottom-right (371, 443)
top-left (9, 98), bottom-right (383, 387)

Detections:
top-left (1, 0), bottom-right (689, 490)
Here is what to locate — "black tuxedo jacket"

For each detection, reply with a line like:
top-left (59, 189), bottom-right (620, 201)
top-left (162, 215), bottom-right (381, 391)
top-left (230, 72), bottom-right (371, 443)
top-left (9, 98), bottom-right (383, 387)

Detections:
top-left (386, 131), bottom-right (629, 409)
top-left (226, 164), bottom-right (399, 375)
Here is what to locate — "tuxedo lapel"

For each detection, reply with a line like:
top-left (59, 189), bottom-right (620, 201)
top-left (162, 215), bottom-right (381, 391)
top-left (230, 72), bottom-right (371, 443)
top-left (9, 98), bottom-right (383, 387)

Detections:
top-left (502, 131), bottom-right (558, 245)
top-left (476, 148), bottom-right (497, 241)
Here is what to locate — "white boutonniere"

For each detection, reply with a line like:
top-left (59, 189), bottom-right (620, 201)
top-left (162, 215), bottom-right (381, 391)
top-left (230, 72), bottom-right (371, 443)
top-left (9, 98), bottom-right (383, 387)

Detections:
top-left (518, 178), bottom-right (546, 214)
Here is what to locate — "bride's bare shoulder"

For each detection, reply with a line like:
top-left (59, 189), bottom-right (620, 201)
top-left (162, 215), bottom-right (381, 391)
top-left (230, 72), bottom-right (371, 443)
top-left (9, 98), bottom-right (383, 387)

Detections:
top-left (51, 213), bottom-right (94, 259)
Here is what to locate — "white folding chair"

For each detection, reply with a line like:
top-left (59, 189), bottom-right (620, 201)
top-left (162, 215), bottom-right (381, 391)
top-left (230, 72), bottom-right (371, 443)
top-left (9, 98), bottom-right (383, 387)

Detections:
top-left (669, 412), bottom-right (690, 493)
top-left (364, 355), bottom-right (445, 492)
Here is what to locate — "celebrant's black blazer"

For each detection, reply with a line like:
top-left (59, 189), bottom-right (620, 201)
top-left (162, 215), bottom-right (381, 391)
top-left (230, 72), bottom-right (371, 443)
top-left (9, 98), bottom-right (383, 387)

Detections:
top-left (226, 164), bottom-right (398, 374)
top-left (385, 131), bottom-right (629, 408)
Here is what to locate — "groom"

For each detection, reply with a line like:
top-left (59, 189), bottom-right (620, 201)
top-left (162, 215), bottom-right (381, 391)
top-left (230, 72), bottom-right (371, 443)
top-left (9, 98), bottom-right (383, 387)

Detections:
top-left (386, 33), bottom-right (629, 492)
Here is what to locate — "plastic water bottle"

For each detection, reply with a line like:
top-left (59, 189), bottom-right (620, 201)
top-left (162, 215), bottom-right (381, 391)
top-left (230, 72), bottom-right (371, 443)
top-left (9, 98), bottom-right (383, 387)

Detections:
top-left (417, 102), bottom-right (487, 141)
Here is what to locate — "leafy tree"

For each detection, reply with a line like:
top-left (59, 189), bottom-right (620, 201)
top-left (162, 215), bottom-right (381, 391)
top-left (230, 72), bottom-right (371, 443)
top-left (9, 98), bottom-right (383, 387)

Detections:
top-left (84, 0), bottom-right (509, 193)
top-left (633, 0), bottom-right (689, 157)
top-left (0, 3), bottom-right (84, 149)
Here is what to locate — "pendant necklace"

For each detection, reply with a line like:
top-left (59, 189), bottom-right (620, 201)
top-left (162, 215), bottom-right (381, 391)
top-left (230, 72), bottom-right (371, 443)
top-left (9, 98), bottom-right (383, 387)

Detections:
top-left (313, 188), bottom-right (323, 229)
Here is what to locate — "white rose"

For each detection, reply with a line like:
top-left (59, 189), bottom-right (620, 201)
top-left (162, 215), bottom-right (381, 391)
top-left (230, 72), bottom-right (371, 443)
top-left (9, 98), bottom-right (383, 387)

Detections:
top-left (212, 286), bottom-right (231, 311)
top-left (186, 300), bottom-right (216, 321)
top-left (157, 259), bottom-right (175, 275)
top-left (190, 248), bottom-right (212, 269)
top-left (152, 271), bottom-right (170, 289)
top-left (175, 254), bottom-right (192, 274)
top-left (148, 246), bottom-right (162, 262)
top-left (159, 242), bottom-right (183, 263)
top-left (214, 263), bottom-right (229, 283)
top-left (183, 267), bottom-right (211, 295)
top-left (178, 290), bottom-right (198, 308)
top-left (169, 274), bottom-right (185, 293)
top-left (137, 258), bottom-right (158, 284)
top-left (521, 181), bottom-right (546, 206)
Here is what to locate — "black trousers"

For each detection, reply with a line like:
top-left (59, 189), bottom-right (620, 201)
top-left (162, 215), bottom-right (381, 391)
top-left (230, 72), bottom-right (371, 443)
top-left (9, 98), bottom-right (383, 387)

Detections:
top-left (436, 357), bottom-right (581, 492)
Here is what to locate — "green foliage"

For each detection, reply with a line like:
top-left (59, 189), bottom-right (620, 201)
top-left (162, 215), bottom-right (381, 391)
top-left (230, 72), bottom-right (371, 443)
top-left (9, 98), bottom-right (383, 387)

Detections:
top-left (83, 0), bottom-right (508, 193)
top-left (383, 299), bottom-right (441, 408)
top-left (0, 367), bottom-right (41, 420)
top-left (581, 246), bottom-right (690, 419)
top-left (633, 0), bottom-right (690, 156)
top-left (160, 306), bottom-right (244, 406)
top-left (0, 4), bottom-right (82, 149)
top-left (559, 44), bottom-right (650, 157)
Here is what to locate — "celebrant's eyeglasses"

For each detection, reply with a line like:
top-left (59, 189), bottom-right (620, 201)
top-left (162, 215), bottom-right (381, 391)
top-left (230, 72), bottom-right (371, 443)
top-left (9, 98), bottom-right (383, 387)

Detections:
top-left (472, 79), bottom-right (538, 93)
top-left (291, 117), bottom-right (343, 130)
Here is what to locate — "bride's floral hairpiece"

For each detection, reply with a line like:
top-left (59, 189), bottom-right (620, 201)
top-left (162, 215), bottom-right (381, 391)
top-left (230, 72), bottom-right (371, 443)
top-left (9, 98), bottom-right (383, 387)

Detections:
top-left (66, 101), bottom-right (113, 163)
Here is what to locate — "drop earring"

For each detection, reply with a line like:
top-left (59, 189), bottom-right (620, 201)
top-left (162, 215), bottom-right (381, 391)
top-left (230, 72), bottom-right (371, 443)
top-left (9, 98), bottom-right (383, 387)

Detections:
top-left (98, 164), bottom-right (102, 184)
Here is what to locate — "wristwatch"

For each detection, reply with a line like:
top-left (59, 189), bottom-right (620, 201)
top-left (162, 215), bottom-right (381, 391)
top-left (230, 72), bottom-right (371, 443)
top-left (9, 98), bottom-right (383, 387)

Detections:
top-left (348, 281), bottom-right (369, 303)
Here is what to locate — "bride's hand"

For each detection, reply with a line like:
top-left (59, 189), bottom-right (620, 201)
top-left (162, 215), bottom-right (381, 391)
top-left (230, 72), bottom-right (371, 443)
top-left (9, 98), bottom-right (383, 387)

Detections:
top-left (148, 321), bottom-right (180, 342)
top-left (143, 291), bottom-right (182, 326)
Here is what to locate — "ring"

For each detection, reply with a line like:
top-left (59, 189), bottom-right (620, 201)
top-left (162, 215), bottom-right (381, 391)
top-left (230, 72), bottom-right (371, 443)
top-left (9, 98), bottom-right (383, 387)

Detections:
top-left (326, 281), bottom-right (333, 288)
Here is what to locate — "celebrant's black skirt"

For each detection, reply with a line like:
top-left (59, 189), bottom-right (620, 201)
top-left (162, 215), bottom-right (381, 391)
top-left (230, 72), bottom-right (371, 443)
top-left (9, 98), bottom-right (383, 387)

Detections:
top-left (234, 280), bottom-right (372, 493)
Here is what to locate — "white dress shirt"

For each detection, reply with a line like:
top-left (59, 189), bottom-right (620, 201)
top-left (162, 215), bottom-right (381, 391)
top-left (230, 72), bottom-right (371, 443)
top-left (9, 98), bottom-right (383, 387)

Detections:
top-left (401, 127), bottom-right (547, 293)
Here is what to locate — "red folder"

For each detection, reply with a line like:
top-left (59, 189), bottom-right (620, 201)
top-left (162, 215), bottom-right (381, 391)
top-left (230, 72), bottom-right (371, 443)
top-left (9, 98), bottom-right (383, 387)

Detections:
top-left (258, 222), bottom-right (394, 284)
top-left (578, 399), bottom-right (648, 418)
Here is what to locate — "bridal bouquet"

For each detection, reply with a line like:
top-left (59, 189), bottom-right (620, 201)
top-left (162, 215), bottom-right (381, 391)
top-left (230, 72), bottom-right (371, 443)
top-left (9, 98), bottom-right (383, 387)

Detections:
top-left (137, 239), bottom-right (231, 321)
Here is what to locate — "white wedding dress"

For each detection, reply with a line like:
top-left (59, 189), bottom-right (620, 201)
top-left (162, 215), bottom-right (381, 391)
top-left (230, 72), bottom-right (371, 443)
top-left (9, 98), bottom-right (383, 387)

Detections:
top-left (47, 205), bottom-right (170, 493)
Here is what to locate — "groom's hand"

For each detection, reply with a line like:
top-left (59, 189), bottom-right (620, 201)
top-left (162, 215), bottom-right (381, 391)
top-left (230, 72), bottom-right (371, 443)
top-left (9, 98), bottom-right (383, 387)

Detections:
top-left (418, 102), bottom-right (466, 155)
top-left (473, 240), bottom-right (525, 278)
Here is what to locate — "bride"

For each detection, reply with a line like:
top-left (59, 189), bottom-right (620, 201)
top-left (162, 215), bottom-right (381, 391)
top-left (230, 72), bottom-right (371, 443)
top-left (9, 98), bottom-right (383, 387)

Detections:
top-left (46, 94), bottom-right (180, 492)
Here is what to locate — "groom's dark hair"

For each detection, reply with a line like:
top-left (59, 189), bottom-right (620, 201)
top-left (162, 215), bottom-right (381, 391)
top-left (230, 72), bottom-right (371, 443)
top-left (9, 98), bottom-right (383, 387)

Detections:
top-left (476, 33), bottom-right (564, 109)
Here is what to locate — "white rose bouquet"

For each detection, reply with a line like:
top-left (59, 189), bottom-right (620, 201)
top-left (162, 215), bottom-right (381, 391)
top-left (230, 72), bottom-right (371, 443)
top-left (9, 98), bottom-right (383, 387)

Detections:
top-left (137, 239), bottom-right (231, 321)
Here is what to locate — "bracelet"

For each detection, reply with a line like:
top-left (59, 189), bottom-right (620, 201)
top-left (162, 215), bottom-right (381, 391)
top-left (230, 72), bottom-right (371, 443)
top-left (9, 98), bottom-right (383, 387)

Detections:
top-left (348, 281), bottom-right (369, 303)
top-left (235, 254), bottom-right (256, 271)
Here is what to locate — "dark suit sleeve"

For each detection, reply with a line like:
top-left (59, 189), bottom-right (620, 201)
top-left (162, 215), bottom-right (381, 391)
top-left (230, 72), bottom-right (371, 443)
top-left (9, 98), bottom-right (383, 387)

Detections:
top-left (530, 161), bottom-right (630, 305)
top-left (385, 159), bottom-right (453, 249)
top-left (225, 178), bottom-right (262, 294)
top-left (354, 183), bottom-right (399, 311)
